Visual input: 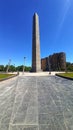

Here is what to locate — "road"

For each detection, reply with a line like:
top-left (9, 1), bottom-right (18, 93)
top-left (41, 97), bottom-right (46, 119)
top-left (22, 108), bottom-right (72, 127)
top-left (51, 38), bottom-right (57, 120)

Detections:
top-left (0, 74), bottom-right (73, 130)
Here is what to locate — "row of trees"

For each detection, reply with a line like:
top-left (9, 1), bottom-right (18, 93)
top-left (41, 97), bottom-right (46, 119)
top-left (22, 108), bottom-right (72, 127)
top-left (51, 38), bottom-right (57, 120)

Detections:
top-left (0, 65), bottom-right (31, 72)
top-left (0, 62), bottom-right (73, 72)
top-left (66, 62), bottom-right (73, 71)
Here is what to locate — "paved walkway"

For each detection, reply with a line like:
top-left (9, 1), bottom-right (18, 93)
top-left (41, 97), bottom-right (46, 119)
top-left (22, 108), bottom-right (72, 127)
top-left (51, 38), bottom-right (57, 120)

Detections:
top-left (0, 74), bottom-right (73, 130)
top-left (19, 71), bottom-right (65, 76)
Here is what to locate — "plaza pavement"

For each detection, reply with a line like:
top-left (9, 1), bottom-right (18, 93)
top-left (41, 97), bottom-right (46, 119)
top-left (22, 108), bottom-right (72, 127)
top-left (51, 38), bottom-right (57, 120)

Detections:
top-left (19, 71), bottom-right (65, 76)
top-left (0, 72), bottom-right (73, 130)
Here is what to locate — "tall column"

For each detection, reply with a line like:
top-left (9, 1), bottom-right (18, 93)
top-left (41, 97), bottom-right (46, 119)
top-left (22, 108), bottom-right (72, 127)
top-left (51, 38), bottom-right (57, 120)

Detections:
top-left (32, 13), bottom-right (41, 72)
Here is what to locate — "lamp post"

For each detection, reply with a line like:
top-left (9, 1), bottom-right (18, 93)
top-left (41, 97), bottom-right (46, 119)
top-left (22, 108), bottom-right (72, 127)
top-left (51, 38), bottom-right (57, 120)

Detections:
top-left (6, 59), bottom-right (11, 73)
top-left (23, 57), bottom-right (26, 74)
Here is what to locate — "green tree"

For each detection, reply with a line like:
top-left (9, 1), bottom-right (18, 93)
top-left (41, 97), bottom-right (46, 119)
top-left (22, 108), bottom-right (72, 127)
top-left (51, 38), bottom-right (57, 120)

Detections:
top-left (25, 66), bottom-right (31, 71)
top-left (16, 65), bottom-right (23, 71)
top-left (0, 65), bottom-right (4, 71)
top-left (16, 65), bottom-right (31, 72)
top-left (9, 65), bottom-right (16, 72)
top-left (66, 62), bottom-right (73, 71)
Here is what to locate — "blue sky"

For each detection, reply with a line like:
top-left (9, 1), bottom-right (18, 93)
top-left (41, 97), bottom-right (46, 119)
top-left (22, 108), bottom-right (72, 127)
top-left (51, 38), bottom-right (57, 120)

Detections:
top-left (0, 0), bottom-right (73, 66)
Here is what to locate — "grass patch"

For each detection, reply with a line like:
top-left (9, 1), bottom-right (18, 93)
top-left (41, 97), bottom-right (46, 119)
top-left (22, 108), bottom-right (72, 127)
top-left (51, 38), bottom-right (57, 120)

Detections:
top-left (56, 72), bottom-right (73, 79)
top-left (0, 74), bottom-right (15, 80)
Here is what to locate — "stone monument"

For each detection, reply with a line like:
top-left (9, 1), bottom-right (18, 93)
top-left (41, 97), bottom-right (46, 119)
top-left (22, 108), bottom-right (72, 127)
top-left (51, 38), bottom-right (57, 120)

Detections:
top-left (32, 13), bottom-right (41, 72)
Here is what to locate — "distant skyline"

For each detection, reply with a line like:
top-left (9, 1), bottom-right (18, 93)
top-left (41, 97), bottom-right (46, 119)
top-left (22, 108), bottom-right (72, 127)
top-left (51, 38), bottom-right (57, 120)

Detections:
top-left (0, 0), bottom-right (73, 66)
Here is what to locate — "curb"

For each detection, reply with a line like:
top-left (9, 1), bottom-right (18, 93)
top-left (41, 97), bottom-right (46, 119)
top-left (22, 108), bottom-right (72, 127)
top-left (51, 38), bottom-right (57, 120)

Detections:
top-left (55, 74), bottom-right (73, 80)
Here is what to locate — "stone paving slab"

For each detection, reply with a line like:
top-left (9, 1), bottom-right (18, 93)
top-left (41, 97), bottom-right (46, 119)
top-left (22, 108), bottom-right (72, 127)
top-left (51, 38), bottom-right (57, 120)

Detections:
top-left (0, 75), bottom-right (73, 130)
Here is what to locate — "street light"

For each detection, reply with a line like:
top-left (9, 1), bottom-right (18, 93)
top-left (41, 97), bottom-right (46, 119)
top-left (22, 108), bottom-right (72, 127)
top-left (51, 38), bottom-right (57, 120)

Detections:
top-left (6, 59), bottom-right (11, 73)
top-left (23, 57), bottom-right (26, 74)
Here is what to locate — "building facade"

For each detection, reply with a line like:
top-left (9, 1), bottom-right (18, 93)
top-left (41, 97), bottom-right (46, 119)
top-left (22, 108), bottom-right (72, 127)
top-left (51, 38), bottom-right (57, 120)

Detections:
top-left (41, 52), bottom-right (66, 71)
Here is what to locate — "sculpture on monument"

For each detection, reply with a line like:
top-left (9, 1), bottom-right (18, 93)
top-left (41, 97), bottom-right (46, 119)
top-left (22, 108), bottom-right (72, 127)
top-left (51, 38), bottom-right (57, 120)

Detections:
top-left (32, 13), bottom-right (41, 72)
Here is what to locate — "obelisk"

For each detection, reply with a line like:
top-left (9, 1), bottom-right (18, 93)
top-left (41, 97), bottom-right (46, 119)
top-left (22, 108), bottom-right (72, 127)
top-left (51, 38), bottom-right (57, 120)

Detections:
top-left (32, 13), bottom-right (41, 72)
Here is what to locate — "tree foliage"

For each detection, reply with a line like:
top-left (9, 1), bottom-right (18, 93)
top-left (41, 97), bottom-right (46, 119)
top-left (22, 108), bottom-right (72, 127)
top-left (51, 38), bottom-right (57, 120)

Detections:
top-left (66, 62), bottom-right (73, 71)
top-left (0, 65), bottom-right (4, 71)
top-left (0, 64), bottom-right (31, 72)
top-left (16, 65), bottom-right (31, 72)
